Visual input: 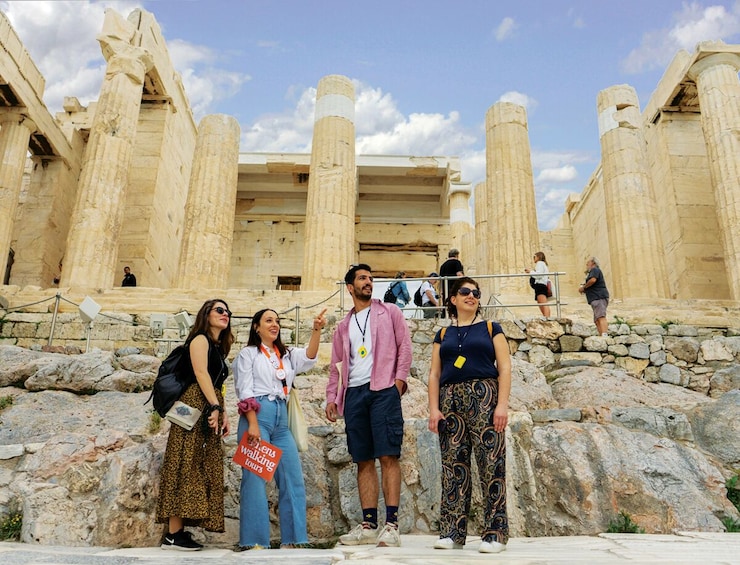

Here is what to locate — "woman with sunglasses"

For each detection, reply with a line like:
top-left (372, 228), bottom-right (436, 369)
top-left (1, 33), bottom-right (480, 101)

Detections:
top-left (157, 299), bottom-right (234, 551)
top-left (427, 277), bottom-right (511, 554)
top-left (232, 307), bottom-right (327, 551)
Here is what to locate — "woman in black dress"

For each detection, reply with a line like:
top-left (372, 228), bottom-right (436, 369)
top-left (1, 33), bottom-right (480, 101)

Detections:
top-left (157, 298), bottom-right (234, 551)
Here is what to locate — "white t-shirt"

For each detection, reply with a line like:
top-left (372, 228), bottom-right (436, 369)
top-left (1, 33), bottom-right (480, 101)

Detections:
top-left (348, 306), bottom-right (373, 387)
top-left (533, 261), bottom-right (549, 285)
top-left (420, 281), bottom-right (436, 306)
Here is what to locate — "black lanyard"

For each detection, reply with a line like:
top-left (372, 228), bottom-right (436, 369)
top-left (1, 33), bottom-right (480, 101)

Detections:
top-left (353, 306), bottom-right (370, 344)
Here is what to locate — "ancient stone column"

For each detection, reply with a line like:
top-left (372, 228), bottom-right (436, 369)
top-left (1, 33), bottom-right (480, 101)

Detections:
top-left (485, 102), bottom-right (539, 294)
top-left (597, 85), bottom-right (669, 299)
top-left (0, 109), bottom-right (36, 282)
top-left (449, 181), bottom-right (473, 257)
top-left (61, 48), bottom-right (152, 289)
top-left (474, 181), bottom-right (489, 278)
top-left (176, 114), bottom-right (240, 289)
top-left (11, 157), bottom-right (72, 287)
top-left (688, 50), bottom-right (740, 300)
top-left (302, 75), bottom-right (356, 291)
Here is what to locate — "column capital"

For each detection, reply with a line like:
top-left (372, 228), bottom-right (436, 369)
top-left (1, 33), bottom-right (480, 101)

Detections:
top-left (448, 182), bottom-right (472, 199)
top-left (0, 107), bottom-right (37, 132)
top-left (102, 44), bottom-right (154, 85)
top-left (688, 52), bottom-right (740, 81)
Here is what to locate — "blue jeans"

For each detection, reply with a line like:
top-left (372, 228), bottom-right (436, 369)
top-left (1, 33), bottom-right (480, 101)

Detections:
top-left (238, 396), bottom-right (307, 547)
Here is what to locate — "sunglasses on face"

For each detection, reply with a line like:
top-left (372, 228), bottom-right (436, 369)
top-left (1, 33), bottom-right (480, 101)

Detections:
top-left (457, 287), bottom-right (481, 299)
top-left (211, 306), bottom-right (232, 317)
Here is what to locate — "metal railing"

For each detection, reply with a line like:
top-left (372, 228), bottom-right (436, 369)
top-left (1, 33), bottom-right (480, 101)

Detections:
top-left (338, 271), bottom-right (567, 320)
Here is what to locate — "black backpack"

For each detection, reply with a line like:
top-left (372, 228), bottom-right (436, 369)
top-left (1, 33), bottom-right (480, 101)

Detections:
top-left (383, 282), bottom-right (398, 303)
top-left (145, 344), bottom-right (194, 417)
top-left (413, 285), bottom-right (423, 306)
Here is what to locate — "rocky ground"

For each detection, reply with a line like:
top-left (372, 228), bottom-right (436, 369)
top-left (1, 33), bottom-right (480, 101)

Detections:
top-left (0, 317), bottom-right (738, 548)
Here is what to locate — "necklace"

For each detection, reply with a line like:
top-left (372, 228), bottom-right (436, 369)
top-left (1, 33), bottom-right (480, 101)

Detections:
top-left (455, 315), bottom-right (478, 351)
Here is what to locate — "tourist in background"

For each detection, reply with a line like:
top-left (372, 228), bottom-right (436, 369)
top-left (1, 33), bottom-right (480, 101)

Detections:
top-left (439, 249), bottom-right (464, 315)
top-left (428, 277), bottom-right (511, 554)
top-left (121, 266), bottom-right (137, 287)
top-left (232, 307), bottom-right (327, 551)
top-left (524, 251), bottom-right (551, 318)
top-left (420, 273), bottom-right (440, 319)
top-left (326, 264), bottom-right (412, 548)
top-left (579, 256), bottom-right (610, 336)
top-left (157, 299), bottom-right (233, 551)
top-left (390, 271), bottom-right (411, 307)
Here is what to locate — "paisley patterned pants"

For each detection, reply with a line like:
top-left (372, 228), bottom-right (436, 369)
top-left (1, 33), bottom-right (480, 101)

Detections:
top-left (438, 378), bottom-right (508, 545)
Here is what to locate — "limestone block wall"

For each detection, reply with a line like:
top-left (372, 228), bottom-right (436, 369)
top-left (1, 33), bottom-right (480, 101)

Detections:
top-left (539, 223), bottom-right (579, 294)
top-left (10, 158), bottom-right (79, 287)
top-left (229, 219), bottom-right (306, 290)
top-left (357, 222), bottom-right (448, 276)
top-left (567, 171), bottom-right (613, 291)
top-left (644, 112), bottom-right (727, 299)
top-left (116, 104), bottom-right (195, 288)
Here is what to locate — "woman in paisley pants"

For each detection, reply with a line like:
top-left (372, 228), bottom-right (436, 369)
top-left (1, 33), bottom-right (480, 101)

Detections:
top-left (427, 277), bottom-right (512, 554)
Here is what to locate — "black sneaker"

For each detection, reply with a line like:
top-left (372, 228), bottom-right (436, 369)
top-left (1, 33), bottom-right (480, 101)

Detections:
top-left (161, 529), bottom-right (203, 551)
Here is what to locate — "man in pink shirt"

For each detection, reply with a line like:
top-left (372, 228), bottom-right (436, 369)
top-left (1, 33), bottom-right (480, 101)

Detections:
top-left (326, 264), bottom-right (412, 548)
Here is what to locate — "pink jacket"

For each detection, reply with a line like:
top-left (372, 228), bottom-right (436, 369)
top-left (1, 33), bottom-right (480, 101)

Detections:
top-left (327, 299), bottom-right (412, 415)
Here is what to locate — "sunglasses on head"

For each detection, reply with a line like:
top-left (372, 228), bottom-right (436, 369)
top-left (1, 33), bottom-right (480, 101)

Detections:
top-left (457, 287), bottom-right (481, 299)
top-left (212, 306), bottom-right (231, 317)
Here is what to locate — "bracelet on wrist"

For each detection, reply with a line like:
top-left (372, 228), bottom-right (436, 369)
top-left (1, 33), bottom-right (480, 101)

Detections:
top-left (206, 404), bottom-right (223, 415)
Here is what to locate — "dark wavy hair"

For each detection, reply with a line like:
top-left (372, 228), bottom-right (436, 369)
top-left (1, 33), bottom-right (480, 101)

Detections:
top-left (185, 298), bottom-right (234, 356)
top-left (344, 263), bottom-right (372, 285)
top-left (446, 277), bottom-right (482, 319)
top-left (247, 308), bottom-right (288, 357)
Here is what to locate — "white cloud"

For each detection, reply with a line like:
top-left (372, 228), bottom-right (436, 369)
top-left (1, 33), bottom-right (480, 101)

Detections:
top-left (536, 165), bottom-right (578, 183)
top-left (168, 39), bottom-right (250, 119)
top-left (2, 0), bottom-right (248, 119)
top-left (498, 90), bottom-right (538, 112)
top-left (241, 86), bottom-right (316, 152)
top-left (622, 2), bottom-right (740, 73)
top-left (1, 0), bottom-right (140, 110)
top-left (495, 17), bottom-right (517, 42)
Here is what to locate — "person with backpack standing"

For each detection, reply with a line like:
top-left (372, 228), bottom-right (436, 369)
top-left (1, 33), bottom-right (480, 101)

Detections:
top-left (157, 299), bottom-right (234, 551)
top-left (419, 273), bottom-right (440, 319)
top-left (383, 271), bottom-right (411, 308)
top-left (524, 251), bottom-right (551, 318)
top-left (427, 277), bottom-right (511, 554)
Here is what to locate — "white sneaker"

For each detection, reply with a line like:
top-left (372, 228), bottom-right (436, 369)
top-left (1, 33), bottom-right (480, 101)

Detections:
top-left (376, 523), bottom-right (401, 547)
top-left (434, 537), bottom-right (463, 549)
top-left (479, 540), bottom-right (506, 553)
top-left (339, 522), bottom-right (377, 545)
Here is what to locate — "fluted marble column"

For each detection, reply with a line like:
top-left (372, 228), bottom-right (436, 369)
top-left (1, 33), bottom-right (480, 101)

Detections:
top-left (176, 114), bottom-right (240, 288)
top-left (597, 85), bottom-right (668, 299)
top-left (302, 75), bottom-right (356, 290)
top-left (449, 181), bottom-right (472, 256)
top-left (485, 102), bottom-right (539, 293)
top-left (688, 51), bottom-right (740, 300)
top-left (61, 48), bottom-right (152, 288)
top-left (0, 109), bottom-right (36, 282)
top-left (474, 181), bottom-right (489, 278)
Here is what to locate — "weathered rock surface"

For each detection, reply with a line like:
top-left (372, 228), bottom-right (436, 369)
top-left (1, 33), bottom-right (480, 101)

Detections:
top-left (550, 367), bottom-right (712, 410)
top-left (689, 390), bottom-right (740, 466)
top-left (1, 320), bottom-right (739, 548)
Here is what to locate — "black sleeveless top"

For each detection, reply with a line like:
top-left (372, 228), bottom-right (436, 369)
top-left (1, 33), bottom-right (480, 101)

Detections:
top-left (183, 334), bottom-right (228, 389)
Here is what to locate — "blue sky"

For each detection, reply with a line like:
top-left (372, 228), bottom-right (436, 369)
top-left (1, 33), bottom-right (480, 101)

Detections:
top-left (3, 0), bottom-right (740, 229)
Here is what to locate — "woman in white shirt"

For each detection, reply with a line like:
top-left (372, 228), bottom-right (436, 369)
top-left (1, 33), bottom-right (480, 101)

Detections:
top-left (232, 307), bottom-right (326, 551)
top-left (524, 251), bottom-right (551, 318)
